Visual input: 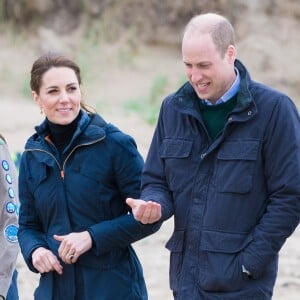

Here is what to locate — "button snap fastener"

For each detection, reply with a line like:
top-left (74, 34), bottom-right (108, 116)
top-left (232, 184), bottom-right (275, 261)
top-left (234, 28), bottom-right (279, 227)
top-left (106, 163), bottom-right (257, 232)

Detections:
top-left (201, 153), bottom-right (206, 159)
top-left (248, 111), bottom-right (252, 115)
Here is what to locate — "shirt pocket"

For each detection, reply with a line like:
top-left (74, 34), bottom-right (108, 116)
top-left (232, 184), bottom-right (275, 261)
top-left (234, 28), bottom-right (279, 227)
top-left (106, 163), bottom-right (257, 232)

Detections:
top-left (198, 230), bottom-right (253, 292)
top-left (159, 138), bottom-right (193, 192)
top-left (214, 140), bottom-right (260, 194)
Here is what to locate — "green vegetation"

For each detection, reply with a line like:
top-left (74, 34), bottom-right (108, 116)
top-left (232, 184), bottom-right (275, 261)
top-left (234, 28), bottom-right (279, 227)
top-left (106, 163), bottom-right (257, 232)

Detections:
top-left (0, 18), bottom-right (184, 127)
top-left (123, 75), bottom-right (168, 125)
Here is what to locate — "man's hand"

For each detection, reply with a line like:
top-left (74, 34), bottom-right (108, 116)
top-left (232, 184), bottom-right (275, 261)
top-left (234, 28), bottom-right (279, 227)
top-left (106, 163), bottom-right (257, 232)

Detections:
top-left (126, 198), bottom-right (161, 224)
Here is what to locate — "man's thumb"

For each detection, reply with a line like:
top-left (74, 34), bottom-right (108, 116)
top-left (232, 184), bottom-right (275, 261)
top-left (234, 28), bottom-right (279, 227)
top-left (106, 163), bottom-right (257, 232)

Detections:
top-left (53, 234), bottom-right (64, 241)
top-left (126, 198), bottom-right (135, 208)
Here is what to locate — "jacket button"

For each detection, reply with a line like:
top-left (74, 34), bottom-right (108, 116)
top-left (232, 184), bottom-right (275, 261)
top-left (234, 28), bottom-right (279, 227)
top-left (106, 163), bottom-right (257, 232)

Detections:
top-left (248, 111), bottom-right (252, 115)
top-left (201, 153), bottom-right (206, 159)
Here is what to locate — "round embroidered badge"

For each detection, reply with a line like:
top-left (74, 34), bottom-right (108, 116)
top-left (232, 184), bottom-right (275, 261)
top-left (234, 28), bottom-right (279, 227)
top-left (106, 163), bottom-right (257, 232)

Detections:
top-left (4, 224), bottom-right (18, 243)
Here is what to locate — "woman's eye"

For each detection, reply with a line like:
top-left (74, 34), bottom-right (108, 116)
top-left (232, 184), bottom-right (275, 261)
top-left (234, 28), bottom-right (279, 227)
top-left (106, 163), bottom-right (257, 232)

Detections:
top-left (48, 89), bottom-right (57, 94)
top-left (68, 86), bottom-right (77, 92)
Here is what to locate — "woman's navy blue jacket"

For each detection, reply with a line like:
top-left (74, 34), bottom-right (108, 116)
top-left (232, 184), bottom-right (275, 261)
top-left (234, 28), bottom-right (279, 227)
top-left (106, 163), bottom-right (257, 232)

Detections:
top-left (141, 60), bottom-right (300, 299)
top-left (18, 111), bottom-right (159, 300)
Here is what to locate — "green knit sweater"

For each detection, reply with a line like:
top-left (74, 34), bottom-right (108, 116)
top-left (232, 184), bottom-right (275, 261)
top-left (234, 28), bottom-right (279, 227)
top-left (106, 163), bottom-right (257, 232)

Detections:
top-left (198, 95), bottom-right (237, 141)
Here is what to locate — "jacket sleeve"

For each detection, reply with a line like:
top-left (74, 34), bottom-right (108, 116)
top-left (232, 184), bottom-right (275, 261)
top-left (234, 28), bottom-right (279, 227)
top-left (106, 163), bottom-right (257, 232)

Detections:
top-left (242, 96), bottom-right (300, 278)
top-left (17, 153), bottom-right (48, 273)
top-left (140, 100), bottom-right (175, 220)
top-left (88, 133), bottom-right (161, 255)
top-left (0, 136), bottom-right (19, 297)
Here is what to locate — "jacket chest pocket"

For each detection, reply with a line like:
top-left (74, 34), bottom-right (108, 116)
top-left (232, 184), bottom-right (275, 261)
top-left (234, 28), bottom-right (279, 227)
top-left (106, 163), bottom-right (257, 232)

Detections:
top-left (214, 140), bottom-right (260, 194)
top-left (160, 138), bottom-right (193, 192)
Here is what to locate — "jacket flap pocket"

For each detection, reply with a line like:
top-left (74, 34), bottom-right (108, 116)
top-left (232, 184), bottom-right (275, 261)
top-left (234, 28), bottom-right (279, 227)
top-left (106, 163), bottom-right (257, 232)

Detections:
top-left (218, 140), bottom-right (259, 160)
top-left (160, 139), bottom-right (193, 158)
top-left (165, 230), bottom-right (185, 252)
top-left (200, 230), bottom-right (252, 253)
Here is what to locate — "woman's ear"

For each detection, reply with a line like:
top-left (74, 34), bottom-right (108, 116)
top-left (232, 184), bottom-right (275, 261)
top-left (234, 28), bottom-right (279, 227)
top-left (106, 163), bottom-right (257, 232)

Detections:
top-left (32, 91), bottom-right (43, 113)
top-left (32, 91), bottom-right (39, 104)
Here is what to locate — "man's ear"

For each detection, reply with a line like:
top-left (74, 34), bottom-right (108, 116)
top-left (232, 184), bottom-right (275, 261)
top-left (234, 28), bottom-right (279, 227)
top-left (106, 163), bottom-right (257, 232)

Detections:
top-left (226, 45), bottom-right (236, 64)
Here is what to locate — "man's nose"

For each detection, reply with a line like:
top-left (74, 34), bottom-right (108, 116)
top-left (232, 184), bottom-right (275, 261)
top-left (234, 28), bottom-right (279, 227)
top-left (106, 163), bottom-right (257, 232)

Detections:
top-left (190, 69), bottom-right (203, 84)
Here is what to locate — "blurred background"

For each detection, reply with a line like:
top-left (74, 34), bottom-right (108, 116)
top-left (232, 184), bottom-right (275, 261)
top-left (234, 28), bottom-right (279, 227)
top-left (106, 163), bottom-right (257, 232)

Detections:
top-left (0, 0), bottom-right (299, 119)
top-left (0, 0), bottom-right (299, 299)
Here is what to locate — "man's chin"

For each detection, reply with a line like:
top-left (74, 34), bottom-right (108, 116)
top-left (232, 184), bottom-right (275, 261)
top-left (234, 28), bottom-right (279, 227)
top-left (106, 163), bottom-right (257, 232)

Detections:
top-left (195, 92), bottom-right (208, 100)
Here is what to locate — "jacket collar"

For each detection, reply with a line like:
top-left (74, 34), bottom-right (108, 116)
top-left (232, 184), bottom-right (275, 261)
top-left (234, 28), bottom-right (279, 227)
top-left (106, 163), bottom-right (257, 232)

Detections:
top-left (173, 59), bottom-right (257, 120)
top-left (25, 110), bottom-right (107, 151)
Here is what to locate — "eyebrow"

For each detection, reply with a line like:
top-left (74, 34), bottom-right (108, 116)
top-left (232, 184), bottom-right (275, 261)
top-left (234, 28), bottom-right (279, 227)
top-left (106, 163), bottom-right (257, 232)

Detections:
top-left (182, 60), bottom-right (211, 66)
top-left (45, 82), bottom-right (78, 90)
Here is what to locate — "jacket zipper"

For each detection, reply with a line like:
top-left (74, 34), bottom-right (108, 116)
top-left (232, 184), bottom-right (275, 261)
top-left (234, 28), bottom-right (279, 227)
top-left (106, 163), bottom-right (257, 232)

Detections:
top-left (61, 136), bottom-right (106, 179)
top-left (25, 148), bottom-right (62, 174)
top-left (25, 136), bottom-right (106, 180)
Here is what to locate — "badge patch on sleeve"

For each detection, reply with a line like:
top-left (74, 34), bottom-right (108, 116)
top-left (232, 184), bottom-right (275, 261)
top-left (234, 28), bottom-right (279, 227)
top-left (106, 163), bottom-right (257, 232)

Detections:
top-left (6, 202), bottom-right (16, 213)
top-left (8, 187), bottom-right (15, 198)
top-left (4, 224), bottom-right (18, 243)
top-left (2, 160), bottom-right (9, 171)
top-left (6, 173), bottom-right (12, 184)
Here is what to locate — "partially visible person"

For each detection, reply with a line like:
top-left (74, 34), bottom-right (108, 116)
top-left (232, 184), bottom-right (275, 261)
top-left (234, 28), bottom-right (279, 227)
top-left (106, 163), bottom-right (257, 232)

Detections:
top-left (17, 52), bottom-right (159, 299)
top-left (0, 134), bottom-right (19, 300)
top-left (127, 13), bottom-right (300, 299)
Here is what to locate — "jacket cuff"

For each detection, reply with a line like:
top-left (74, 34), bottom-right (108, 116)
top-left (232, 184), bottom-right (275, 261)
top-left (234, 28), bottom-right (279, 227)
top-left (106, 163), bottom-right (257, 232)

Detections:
top-left (86, 228), bottom-right (96, 248)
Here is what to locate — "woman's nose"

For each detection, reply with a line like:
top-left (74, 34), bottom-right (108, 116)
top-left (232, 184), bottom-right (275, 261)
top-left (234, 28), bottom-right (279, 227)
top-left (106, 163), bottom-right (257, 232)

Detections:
top-left (59, 91), bottom-right (69, 101)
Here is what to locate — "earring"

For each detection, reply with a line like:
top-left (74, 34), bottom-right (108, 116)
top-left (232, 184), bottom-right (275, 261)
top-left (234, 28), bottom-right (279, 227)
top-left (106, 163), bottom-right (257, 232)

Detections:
top-left (40, 107), bottom-right (43, 114)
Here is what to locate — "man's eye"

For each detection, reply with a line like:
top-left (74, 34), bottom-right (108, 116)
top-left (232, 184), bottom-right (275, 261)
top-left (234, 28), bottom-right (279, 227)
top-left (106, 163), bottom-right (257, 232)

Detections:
top-left (199, 64), bottom-right (210, 69)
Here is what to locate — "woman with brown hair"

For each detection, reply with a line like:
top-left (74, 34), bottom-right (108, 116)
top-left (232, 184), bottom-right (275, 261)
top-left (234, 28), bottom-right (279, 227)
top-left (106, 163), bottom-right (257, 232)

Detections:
top-left (18, 52), bottom-right (159, 300)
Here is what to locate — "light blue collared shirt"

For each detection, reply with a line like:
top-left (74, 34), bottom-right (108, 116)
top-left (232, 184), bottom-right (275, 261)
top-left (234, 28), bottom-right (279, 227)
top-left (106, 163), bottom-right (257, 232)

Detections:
top-left (203, 67), bottom-right (240, 106)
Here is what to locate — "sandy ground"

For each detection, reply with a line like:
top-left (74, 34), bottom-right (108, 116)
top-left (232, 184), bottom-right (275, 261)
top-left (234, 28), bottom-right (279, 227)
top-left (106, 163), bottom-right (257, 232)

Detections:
top-left (1, 97), bottom-right (299, 300)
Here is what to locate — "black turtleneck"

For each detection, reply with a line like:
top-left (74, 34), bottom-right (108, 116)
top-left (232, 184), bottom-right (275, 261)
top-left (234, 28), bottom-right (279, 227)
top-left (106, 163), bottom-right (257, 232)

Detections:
top-left (47, 110), bottom-right (82, 155)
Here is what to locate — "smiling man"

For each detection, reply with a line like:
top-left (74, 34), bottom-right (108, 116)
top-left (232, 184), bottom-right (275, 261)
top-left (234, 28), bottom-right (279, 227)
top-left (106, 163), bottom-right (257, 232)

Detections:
top-left (127, 13), bottom-right (300, 299)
